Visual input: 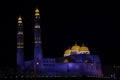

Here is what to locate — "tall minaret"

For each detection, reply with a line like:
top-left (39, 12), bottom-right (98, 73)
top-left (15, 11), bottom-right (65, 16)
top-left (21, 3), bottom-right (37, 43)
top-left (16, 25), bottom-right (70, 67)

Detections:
top-left (34, 8), bottom-right (42, 62)
top-left (17, 16), bottom-right (24, 69)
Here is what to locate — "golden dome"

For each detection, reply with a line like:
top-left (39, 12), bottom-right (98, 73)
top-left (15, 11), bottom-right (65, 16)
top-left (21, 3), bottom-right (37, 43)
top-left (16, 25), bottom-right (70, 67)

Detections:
top-left (79, 44), bottom-right (89, 51)
top-left (71, 42), bottom-right (80, 51)
top-left (64, 47), bottom-right (71, 54)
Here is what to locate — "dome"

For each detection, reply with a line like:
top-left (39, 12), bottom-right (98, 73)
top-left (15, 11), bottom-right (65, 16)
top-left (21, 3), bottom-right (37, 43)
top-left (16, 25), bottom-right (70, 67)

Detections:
top-left (64, 49), bottom-right (71, 54)
top-left (64, 47), bottom-right (71, 56)
top-left (71, 43), bottom-right (80, 51)
top-left (79, 44), bottom-right (89, 51)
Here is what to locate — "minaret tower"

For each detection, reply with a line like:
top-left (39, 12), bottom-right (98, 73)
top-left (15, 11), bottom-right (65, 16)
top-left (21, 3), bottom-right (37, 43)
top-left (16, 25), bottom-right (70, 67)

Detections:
top-left (34, 8), bottom-right (42, 62)
top-left (17, 16), bottom-right (24, 69)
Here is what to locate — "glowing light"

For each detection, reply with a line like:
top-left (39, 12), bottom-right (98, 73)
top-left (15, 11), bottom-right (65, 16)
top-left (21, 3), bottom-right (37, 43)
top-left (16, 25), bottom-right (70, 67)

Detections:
top-left (68, 63), bottom-right (73, 68)
top-left (18, 31), bottom-right (23, 35)
top-left (64, 53), bottom-right (70, 57)
top-left (18, 16), bottom-right (22, 21)
top-left (35, 13), bottom-right (40, 16)
top-left (71, 42), bottom-right (80, 51)
top-left (79, 44), bottom-right (89, 51)
top-left (91, 63), bottom-right (93, 66)
top-left (35, 8), bottom-right (39, 13)
top-left (64, 47), bottom-right (71, 57)
top-left (18, 16), bottom-right (22, 24)
top-left (36, 62), bottom-right (39, 65)
top-left (18, 21), bottom-right (22, 24)
top-left (35, 25), bottom-right (40, 28)
top-left (79, 51), bottom-right (90, 54)
top-left (16, 8), bottom-right (103, 77)
top-left (78, 44), bottom-right (90, 54)
top-left (35, 8), bottom-right (40, 16)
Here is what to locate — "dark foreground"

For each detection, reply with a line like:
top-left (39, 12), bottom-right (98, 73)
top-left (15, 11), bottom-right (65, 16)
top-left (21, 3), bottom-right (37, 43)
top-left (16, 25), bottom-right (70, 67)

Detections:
top-left (0, 76), bottom-right (120, 80)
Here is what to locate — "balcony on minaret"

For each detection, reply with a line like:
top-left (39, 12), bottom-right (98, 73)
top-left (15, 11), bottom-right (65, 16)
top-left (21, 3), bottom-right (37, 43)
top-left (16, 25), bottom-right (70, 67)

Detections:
top-left (17, 31), bottom-right (23, 35)
top-left (35, 25), bottom-right (40, 28)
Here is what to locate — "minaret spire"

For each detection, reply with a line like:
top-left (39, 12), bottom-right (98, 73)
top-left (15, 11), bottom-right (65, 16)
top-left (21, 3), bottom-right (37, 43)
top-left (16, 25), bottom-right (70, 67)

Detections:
top-left (35, 7), bottom-right (40, 17)
top-left (34, 7), bottom-right (42, 62)
top-left (17, 16), bottom-right (24, 70)
top-left (34, 7), bottom-right (41, 43)
top-left (17, 16), bottom-right (24, 48)
top-left (18, 16), bottom-right (22, 24)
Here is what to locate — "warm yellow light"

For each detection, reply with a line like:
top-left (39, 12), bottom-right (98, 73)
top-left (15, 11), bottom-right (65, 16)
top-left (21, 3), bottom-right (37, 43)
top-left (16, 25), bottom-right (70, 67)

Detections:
top-left (35, 13), bottom-right (40, 16)
top-left (64, 49), bottom-right (71, 54)
top-left (18, 21), bottom-right (22, 24)
top-left (18, 16), bottom-right (22, 24)
top-left (71, 42), bottom-right (80, 50)
top-left (71, 45), bottom-right (80, 51)
top-left (35, 8), bottom-right (39, 13)
top-left (79, 44), bottom-right (89, 51)
top-left (35, 8), bottom-right (40, 16)
top-left (18, 16), bottom-right (22, 21)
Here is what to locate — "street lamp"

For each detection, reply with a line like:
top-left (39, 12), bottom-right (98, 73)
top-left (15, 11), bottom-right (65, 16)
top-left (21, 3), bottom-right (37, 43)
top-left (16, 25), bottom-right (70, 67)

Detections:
top-left (34, 61), bottom-right (39, 79)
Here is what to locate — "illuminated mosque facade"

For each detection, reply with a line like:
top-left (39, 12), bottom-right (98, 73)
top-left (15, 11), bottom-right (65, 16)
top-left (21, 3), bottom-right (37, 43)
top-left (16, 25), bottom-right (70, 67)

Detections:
top-left (17, 8), bottom-right (103, 77)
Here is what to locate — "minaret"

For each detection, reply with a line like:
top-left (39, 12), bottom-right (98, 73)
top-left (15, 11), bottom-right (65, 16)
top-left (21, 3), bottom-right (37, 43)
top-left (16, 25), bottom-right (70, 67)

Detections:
top-left (17, 16), bottom-right (24, 70)
top-left (34, 8), bottom-right (42, 62)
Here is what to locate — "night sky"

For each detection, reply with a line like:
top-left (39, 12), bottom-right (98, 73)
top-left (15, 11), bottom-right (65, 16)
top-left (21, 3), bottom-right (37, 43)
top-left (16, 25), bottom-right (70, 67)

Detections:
top-left (0, 1), bottom-right (118, 67)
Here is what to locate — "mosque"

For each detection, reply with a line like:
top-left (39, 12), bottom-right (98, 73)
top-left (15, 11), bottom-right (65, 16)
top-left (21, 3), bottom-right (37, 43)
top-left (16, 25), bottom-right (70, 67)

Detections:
top-left (17, 8), bottom-right (103, 77)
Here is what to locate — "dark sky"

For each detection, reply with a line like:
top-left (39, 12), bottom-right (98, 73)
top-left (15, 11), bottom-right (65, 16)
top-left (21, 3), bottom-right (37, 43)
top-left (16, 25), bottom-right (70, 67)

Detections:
top-left (0, 0), bottom-right (118, 67)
